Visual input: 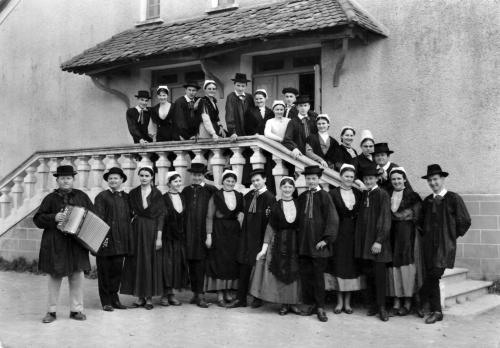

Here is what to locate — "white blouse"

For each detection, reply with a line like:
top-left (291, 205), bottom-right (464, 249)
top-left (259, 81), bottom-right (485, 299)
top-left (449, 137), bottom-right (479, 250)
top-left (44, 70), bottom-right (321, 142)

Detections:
top-left (158, 102), bottom-right (171, 120)
top-left (169, 193), bottom-right (183, 213)
top-left (141, 186), bottom-right (152, 209)
top-left (223, 190), bottom-right (237, 211)
top-left (391, 190), bottom-right (404, 213)
top-left (282, 200), bottom-right (296, 223)
top-left (340, 188), bottom-right (356, 210)
top-left (264, 117), bottom-right (290, 142)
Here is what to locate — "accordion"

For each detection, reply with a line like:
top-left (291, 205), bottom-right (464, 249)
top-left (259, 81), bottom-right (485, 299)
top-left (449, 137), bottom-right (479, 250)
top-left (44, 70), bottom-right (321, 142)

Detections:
top-left (57, 205), bottom-right (110, 254)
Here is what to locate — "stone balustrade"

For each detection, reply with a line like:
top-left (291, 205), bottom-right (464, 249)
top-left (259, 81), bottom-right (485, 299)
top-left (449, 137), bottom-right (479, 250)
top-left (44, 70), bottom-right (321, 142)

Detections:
top-left (0, 136), bottom-right (343, 235)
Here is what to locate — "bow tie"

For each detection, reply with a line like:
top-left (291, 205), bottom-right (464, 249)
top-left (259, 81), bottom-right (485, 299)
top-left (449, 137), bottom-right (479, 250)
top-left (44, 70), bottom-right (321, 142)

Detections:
top-left (112, 191), bottom-right (122, 196)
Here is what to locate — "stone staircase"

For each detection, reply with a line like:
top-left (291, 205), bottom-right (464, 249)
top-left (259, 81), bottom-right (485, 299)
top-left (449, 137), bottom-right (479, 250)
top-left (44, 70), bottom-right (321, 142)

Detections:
top-left (441, 268), bottom-right (500, 317)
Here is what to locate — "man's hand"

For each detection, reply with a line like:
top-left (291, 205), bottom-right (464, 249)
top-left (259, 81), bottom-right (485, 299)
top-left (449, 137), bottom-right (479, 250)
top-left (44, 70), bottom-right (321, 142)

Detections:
top-left (139, 139), bottom-right (148, 144)
top-left (291, 149), bottom-right (302, 158)
top-left (371, 242), bottom-right (382, 254)
top-left (155, 238), bottom-right (162, 250)
top-left (315, 240), bottom-right (327, 250)
top-left (55, 212), bottom-right (67, 222)
top-left (205, 235), bottom-right (212, 249)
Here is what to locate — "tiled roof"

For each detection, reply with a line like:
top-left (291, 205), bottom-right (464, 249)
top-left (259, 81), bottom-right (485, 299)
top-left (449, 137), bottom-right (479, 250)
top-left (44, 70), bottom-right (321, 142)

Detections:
top-left (61, 0), bottom-right (386, 74)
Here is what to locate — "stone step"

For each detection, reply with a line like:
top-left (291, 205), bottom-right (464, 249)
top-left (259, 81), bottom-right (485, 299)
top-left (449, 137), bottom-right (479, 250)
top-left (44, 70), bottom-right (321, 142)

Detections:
top-left (444, 279), bottom-right (493, 308)
top-left (441, 267), bottom-right (469, 285)
top-left (444, 294), bottom-right (500, 318)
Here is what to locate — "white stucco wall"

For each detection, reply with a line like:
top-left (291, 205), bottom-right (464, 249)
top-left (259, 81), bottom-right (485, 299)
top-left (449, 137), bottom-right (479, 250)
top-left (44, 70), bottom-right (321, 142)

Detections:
top-left (0, 0), bottom-right (499, 195)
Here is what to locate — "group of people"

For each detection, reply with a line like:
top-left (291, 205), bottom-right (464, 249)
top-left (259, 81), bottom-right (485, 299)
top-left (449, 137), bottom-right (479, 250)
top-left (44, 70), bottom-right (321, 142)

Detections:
top-left (33, 71), bottom-right (471, 325)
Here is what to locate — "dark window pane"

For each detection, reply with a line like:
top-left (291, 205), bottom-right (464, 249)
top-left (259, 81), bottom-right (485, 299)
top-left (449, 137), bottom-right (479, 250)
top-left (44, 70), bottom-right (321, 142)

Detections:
top-left (260, 60), bottom-right (284, 72)
top-left (185, 71), bottom-right (205, 81)
top-left (158, 74), bottom-right (178, 84)
top-left (293, 56), bottom-right (320, 68)
top-left (147, 0), bottom-right (160, 19)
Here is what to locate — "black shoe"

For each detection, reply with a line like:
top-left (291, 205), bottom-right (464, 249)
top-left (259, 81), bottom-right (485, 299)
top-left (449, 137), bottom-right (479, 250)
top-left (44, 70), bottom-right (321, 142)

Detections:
top-left (103, 305), bottom-right (114, 312)
top-left (189, 296), bottom-right (197, 304)
top-left (42, 312), bottom-right (56, 323)
top-left (299, 305), bottom-right (315, 316)
top-left (278, 305), bottom-right (289, 316)
top-left (144, 303), bottom-right (154, 310)
top-left (397, 307), bottom-right (409, 316)
top-left (367, 306), bottom-right (378, 316)
top-left (416, 307), bottom-right (426, 318)
top-left (195, 298), bottom-right (209, 308)
top-left (131, 300), bottom-right (146, 308)
top-left (425, 311), bottom-right (443, 324)
top-left (344, 308), bottom-right (354, 315)
top-left (69, 312), bottom-right (87, 321)
top-left (216, 299), bottom-right (227, 308)
top-left (168, 296), bottom-right (182, 306)
top-left (289, 305), bottom-right (301, 315)
top-left (112, 302), bottom-right (127, 310)
top-left (317, 308), bottom-right (328, 322)
top-left (226, 299), bottom-right (247, 309)
top-left (251, 298), bottom-right (263, 308)
top-left (379, 307), bottom-right (389, 322)
top-left (333, 307), bottom-right (342, 314)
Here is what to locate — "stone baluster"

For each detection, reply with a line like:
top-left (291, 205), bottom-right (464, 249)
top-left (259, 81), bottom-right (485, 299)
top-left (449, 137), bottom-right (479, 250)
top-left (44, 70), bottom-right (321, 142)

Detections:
top-left (60, 156), bottom-right (75, 167)
top-left (23, 166), bottom-right (37, 201)
top-left (76, 156), bottom-right (91, 191)
top-left (294, 167), bottom-right (308, 195)
top-left (191, 149), bottom-right (207, 166)
top-left (47, 157), bottom-right (60, 191)
top-left (209, 149), bottom-right (226, 187)
top-left (105, 154), bottom-right (120, 170)
top-left (156, 152), bottom-right (171, 194)
top-left (249, 146), bottom-right (266, 169)
top-left (121, 154), bottom-right (137, 192)
top-left (0, 186), bottom-right (12, 219)
top-left (11, 175), bottom-right (25, 210)
top-left (229, 147), bottom-right (246, 187)
top-left (90, 155), bottom-right (105, 195)
top-left (172, 151), bottom-right (189, 187)
top-left (272, 156), bottom-right (289, 199)
top-left (138, 152), bottom-right (153, 169)
top-left (36, 158), bottom-right (50, 194)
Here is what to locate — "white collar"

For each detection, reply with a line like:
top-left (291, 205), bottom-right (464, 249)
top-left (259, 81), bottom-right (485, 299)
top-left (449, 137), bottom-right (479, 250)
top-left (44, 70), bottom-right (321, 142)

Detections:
top-left (184, 95), bottom-right (194, 102)
top-left (253, 186), bottom-right (268, 195)
top-left (108, 188), bottom-right (123, 193)
top-left (309, 185), bottom-right (322, 192)
top-left (433, 188), bottom-right (448, 198)
top-left (377, 161), bottom-right (391, 171)
top-left (298, 113), bottom-right (308, 120)
top-left (369, 185), bottom-right (379, 192)
top-left (135, 105), bottom-right (145, 112)
top-left (235, 91), bottom-right (246, 97)
top-left (319, 132), bottom-right (329, 142)
top-left (193, 182), bottom-right (206, 187)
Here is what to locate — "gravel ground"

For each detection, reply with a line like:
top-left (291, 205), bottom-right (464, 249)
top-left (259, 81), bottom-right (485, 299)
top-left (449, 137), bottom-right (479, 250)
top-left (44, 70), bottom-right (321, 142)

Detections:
top-left (0, 271), bottom-right (499, 348)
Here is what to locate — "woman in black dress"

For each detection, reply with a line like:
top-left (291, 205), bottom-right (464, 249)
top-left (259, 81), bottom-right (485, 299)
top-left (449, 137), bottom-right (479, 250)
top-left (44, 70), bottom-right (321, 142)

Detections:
top-left (160, 171), bottom-right (189, 306)
top-left (325, 164), bottom-right (364, 314)
top-left (305, 114), bottom-right (341, 169)
top-left (250, 177), bottom-right (301, 315)
top-left (121, 167), bottom-right (164, 310)
top-left (205, 169), bottom-right (244, 306)
top-left (387, 167), bottom-right (422, 316)
top-left (353, 129), bottom-right (375, 190)
top-left (150, 85), bottom-right (175, 141)
top-left (334, 126), bottom-right (358, 169)
top-left (197, 80), bottom-right (226, 139)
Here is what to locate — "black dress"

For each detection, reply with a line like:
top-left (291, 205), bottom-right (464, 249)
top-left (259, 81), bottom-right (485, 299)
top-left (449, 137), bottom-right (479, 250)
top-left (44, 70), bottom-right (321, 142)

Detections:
top-left (33, 189), bottom-right (93, 277)
top-left (325, 187), bottom-right (364, 291)
top-left (161, 192), bottom-right (189, 290)
top-left (150, 103), bottom-right (175, 141)
top-left (121, 186), bottom-right (164, 298)
top-left (205, 189), bottom-right (244, 291)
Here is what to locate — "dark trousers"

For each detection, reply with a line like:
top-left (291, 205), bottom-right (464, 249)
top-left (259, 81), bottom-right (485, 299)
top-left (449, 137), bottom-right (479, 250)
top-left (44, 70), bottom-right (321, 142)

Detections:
top-left (419, 267), bottom-right (445, 312)
top-left (188, 259), bottom-right (205, 294)
top-left (299, 256), bottom-right (327, 308)
top-left (360, 260), bottom-right (387, 308)
top-left (236, 263), bottom-right (253, 304)
top-left (96, 255), bottom-right (124, 307)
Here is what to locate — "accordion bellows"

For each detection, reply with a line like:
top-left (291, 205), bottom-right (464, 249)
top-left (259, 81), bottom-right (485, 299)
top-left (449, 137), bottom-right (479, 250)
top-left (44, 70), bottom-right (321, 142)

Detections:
top-left (57, 206), bottom-right (110, 254)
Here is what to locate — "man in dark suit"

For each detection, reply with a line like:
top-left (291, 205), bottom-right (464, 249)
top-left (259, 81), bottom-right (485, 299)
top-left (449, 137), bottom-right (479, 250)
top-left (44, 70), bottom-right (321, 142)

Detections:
top-left (126, 90), bottom-right (153, 144)
top-left (282, 87), bottom-right (299, 119)
top-left (373, 143), bottom-right (400, 192)
top-left (170, 81), bottom-right (201, 140)
top-left (282, 95), bottom-right (318, 159)
top-left (225, 73), bottom-right (254, 138)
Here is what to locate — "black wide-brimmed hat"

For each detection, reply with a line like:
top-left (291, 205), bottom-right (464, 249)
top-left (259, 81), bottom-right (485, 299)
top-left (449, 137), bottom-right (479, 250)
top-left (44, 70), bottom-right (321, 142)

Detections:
top-left (188, 163), bottom-right (207, 174)
top-left (53, 165), bottom-right (77, 177)
top-left (183, 81), bottom-right (201, 89)
top-left (372, 142), bottom-right (394, 155)
top-left (361, 164), bottom-right (379, 178)
top-left (135, 90), bottom-right (151, 99)
top-left (421, 164), bottom-right (449, 179)
top-left (295, 95), bottom-right (311, 105)
top-left (282, 87), bottom-right (299, 96)
top-left (303, 165), bottom-right (323, 176)
top-left (103, 167), bottom-right (127, 183)
top-left (249, 168), bottom-right (266, 178)
top-left (231, 73), bottom-right (251, 83)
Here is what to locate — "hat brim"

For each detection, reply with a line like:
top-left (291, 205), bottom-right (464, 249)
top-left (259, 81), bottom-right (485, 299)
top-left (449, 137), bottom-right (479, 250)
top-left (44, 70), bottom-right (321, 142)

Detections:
top-left (187, 168), bottom-right (207, 174)
top-left (134, 95), bottom-right (151, 99)
top-left (372, 150), bottom-right (394, 155)
top-left (231, 79), bottom-right (251, 83)
top-left (421, 171), bottom-right (449, 179)
top-left (183, 84), bottom-right (201, 90)
top-left (53, 172), bottom-right (77, 177)
top-left (103, 172), bottom-right (127, 183)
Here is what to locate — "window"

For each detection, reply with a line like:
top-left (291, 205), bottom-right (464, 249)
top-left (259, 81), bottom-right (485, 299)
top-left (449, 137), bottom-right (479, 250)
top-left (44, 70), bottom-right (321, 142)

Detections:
top-left (146, 0), bottom-right (160, 20)
top-left (208, 0), bottom-right (238, 13)
top-left (211, 0), bottom-right (236, 7)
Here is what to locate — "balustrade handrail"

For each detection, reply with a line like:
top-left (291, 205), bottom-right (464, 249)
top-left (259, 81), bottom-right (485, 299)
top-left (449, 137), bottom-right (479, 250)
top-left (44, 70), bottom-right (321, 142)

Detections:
top-left (0, 135), bottom-right (343, 189)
